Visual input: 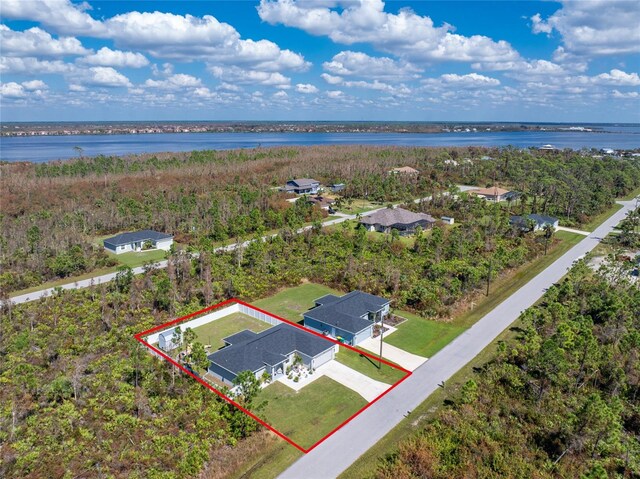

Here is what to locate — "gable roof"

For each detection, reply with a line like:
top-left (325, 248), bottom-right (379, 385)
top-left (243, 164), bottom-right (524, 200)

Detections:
top-left (305, 290), bottom-right (389, 334)
top-left (104, 229), bottom-right (172, 247)
top-left (208, 323), bottom-right (333, 375)
top-left (360, 208), bottom-right (436, 228)
top-left (222, 330), bottom-right (258, 345)
top-left (389, 166), bottom-right (419, 174)
top-left (287, 178), bottom-right (319, 187)
top-left (528, 214), bottom-right (558, 224)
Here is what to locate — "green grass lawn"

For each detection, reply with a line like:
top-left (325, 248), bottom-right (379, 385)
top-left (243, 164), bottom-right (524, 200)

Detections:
top-left (336, 346), bottom-right (407, 384)
top-left (255, 377), bottom-right (367, 450)
top-left (107, 248), bottom-right (168, 268)
top-left (337, 199), bottom-right (383, 215)
top-left (385, 311), bottom-right (466, 357)
top-left (253, 283), bottom-right (342, 323)
top-left (191, 312), bottom-right (272, 349)
top-left (583, 203), bottom-right (624, 231)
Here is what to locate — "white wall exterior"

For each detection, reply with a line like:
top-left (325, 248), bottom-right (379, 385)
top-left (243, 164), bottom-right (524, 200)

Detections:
top-left (311, 348), bottom-right (335, 369)
top-left (155, 238), bottom-right (173, 251)
top-left (353, 326), bottom-right (373, 345)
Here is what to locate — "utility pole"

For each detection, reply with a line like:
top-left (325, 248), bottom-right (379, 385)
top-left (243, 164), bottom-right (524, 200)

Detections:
top-left (378, 312), bottom-right (384, 369)
top-left (486, 258), bottom-right (492, 296)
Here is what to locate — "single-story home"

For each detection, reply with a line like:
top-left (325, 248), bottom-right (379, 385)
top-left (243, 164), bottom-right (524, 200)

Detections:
top-left (307, 196), bottom-right (335, 210)
top-left (283, 178), bottom-right (320, 195)
top-left (510, 214), bottom-right (559, 232)
top-left (303, 291), bottom-right (390, 346)
top-left (441, 216), bottom-right (455, 225)
top-left (360, 207), bottom-right (436, 235)
top-left (469, 186), bottom-right (517, 202)
top-left (103, 229), bottom-right (173, 254)
top-left (388, 166), bottom-right (420, 175)
top-left (207, 323), bottom-right (336, 385)
top-left (329, 183), bottom-right (345, 193)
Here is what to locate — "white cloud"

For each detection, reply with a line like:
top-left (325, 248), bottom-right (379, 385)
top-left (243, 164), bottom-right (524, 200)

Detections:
top-left (209, 66), bottom-right (291, 89)
top-left (272, 90), bottom-right (289, 99)
top-left (0, 0), bottom-right (106, 36)
top-left (326, 90), bottom-right (343, 98)
top-left (21, 80), bottom-right (48, 91)
top-left (612, 90), bottom-right (639, 99)
top-left (0, 25), bottom-right (88, 57)
top-left (296, 83), bottom-right (319, 94)
top-left (75, 66), bottom-right (132, 88)
top-left (439, 73), bottom-right (500, 87)
top-left (82, 47), bottom-right (149, 68)
top-left (323, 51), bottom-right (421, 80)
top-left (144, 74), bottom-right (203, 90)
top-left (0, 82), bottom-right (27, 98)
top-left (0, 56), bottom-right (73, 74)
top-left (69, 84), bottom-right (87, 92)
top-left (321, 73), bottom-right (343, 85)
top-left (531, 1), bottom-right (640, 55)
top-left (258, 0), bottom-right (519, 64)
top-left (592, 69), bottom-right (640, 86)
top-left (218, 82), bottom-right (242, 92)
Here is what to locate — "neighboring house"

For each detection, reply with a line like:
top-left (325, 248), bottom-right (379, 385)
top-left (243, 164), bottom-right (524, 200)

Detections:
top-left (510, 214), bottom-right (559, 232)
top-left (207, 323), bottom-right (336, 385)
top-left (360, 207), bottom-right (436, 235)
top-left (303, 291), bottom-right (390, 346)
top-left (441, 216), bottom-right (455, 225)
top-left (103, 229), bottom-right (173, 254)
top-left (329, 183), bottom-right (345, 193)
top-left (283, 178), bottom-right (320, 195)
top-left (158, 328), bottom-right (179, 351)
top-left (469, 186), bottom-right (516, 202)
top-left (307, 195), bottom-right (335, 210)
top-left (388, 166), bottom-right (420, 175)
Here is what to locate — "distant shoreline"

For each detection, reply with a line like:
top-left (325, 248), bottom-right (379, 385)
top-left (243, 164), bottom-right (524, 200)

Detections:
top-left (0, 121), bottom-right (617, 138)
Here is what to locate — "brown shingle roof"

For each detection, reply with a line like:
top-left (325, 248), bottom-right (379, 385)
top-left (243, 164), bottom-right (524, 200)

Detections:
top-left (469, 186), bottom-right (511, 196)
top-left (389, 166), bottom-right (420, 174)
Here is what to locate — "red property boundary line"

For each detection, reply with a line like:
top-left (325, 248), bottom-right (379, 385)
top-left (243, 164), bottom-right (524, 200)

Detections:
top-left (134, 298), bottom-right (412, 453)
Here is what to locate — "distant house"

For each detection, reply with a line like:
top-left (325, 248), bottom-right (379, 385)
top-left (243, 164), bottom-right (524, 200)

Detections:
top-left (469, 186), bottom-right (516, 202)
top-left (283, 178), bottom-right (320, 195)
top-left (303, 291), bottom-right (390, 346)
top-left (103, 229), bottom-right (173, 254)
top-left (329, 183), bottom-right (345, 193)
top-left (510, 214), bottom-right (559, 232)
top-left (539, 144), bottom-right (557, 151)
top-left (207, 323), bottom-right (336, 385)
top-left (360, 207), bottom-right (436, 235)
top-left (388, 166), bottom-right (420, 175)
top-left (441, 216), bottom-right (455, 225)
top-left (158, 328), bottom-right (179, 351)
top-left (307, 196), bottom-right (335, 210)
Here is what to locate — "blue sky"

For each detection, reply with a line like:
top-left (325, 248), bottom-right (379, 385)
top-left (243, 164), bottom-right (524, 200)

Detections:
top-left (1, 0), bottom-right (639, 122)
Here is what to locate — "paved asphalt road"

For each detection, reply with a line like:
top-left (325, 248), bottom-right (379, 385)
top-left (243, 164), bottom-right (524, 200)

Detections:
top-left (278, 198), bottom-right (637, 479)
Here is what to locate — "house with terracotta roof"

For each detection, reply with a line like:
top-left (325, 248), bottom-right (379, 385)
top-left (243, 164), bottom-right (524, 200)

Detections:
top-left (360, 207), bottom-right (436, 235)
top-left (469, 186), bottom-right (517, 202)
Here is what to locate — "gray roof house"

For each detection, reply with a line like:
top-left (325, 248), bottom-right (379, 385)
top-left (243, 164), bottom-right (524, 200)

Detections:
top-left (360, 207), bottom-right (436, 235)
top-left (283, 178), bottom-right (320, 195)
top-left (303, 291), bottom-right (390, 346)
top-left (510, 214), bottom-right (559, 232)
top-left (103, 229), bottom-right (173, 255)
top-left (207, 323), bottom-right (336, 385)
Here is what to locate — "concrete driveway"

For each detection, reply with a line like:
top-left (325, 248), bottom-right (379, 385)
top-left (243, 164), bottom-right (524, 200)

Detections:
top-left (357, 337), bottom-right (427, 371)
top-left (321, 361), bottom-right (390, 402)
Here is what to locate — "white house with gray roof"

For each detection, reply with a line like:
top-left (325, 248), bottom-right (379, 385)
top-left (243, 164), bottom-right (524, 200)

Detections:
top-left (103, 229), bottom-right (173, 254)
top-left (208, 323), bottom-right (336, 385)
top-left (283, 178), bottom-right (320, 195)
top-left (303, 291), bottom-right (390, 346)
top-left (360, 207), bottom-right (436, 235)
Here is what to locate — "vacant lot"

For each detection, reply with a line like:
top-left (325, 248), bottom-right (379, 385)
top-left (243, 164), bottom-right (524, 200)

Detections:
top-left (191, 312), bottom-right (272, 349)
top-left (256, 377), bottom-right (368, 450)
top-left (253, 283), bottom-right (342, 323)
top-left (385, 311), bottom-right (466, 357)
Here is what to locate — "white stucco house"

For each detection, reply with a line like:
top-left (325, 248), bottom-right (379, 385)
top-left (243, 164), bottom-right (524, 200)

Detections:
top-left (103, 229), bottom-right (173, 254)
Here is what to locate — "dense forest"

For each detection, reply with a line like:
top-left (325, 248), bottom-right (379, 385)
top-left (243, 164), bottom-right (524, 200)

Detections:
top-left (1, 146), bottom-right (639, 292)
top-left (375, 264), bottom-right (640, 478)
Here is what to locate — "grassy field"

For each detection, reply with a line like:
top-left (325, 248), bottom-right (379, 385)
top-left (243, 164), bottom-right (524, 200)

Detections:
top-left (107, 248), bottom-right (168, 267)
top-left (255, 377), bottom-right (368, 450)
top-left (252, 283), bottom-right (342, 323)
top-left (336, 346), bottom-right (407, 384)
top-left (385, 311), bottom-right (467, 357)
top-left (191, 313), bottom-right (272, 349)
top-left (337, 199), bottom-right (383, 215)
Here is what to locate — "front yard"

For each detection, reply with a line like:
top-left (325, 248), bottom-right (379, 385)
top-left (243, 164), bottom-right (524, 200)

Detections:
top-left (384, 311), bottom-right (467, 358)
top-left (336, 347), bottom-right (407, 384)
top-left (256, 377), bottom-right (367, 450)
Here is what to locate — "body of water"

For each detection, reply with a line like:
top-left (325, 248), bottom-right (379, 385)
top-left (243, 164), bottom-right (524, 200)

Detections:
top-left (1, 128), bottom-right (639, 163)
